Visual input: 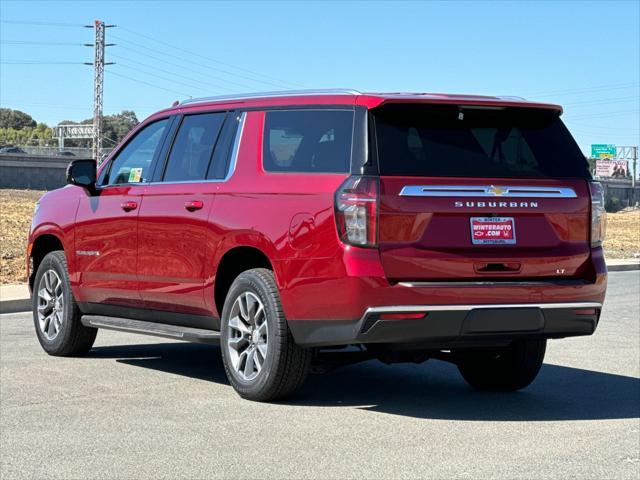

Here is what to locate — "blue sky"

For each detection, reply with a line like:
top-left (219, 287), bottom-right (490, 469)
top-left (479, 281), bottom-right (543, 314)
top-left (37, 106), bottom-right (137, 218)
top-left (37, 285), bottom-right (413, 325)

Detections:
top-left (1, 0), bottom-right (638, 155)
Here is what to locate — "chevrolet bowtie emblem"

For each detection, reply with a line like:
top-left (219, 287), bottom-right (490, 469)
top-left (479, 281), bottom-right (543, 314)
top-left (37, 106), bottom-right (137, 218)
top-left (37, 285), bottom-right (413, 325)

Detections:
top-left (487, 185), bottom-right (508, 196)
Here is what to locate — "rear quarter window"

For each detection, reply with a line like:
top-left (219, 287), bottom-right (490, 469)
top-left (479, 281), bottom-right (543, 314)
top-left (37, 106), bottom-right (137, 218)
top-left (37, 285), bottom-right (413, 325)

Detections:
top-left (263, 109), bottom-right (354, 173)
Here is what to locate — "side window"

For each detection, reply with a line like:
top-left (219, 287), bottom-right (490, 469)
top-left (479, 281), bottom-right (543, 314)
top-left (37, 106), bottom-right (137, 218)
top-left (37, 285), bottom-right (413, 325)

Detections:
top-left (104, 119), bottom-right (169, 185)
top-left (263, 110), bottom-right (354, 173)
top-left (163, 112), bottom-right (226, 182)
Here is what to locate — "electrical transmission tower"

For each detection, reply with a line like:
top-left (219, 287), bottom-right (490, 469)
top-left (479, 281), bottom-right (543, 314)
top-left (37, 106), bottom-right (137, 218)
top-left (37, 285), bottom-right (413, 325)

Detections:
top-left (84, 20), bottom-right (114, 163)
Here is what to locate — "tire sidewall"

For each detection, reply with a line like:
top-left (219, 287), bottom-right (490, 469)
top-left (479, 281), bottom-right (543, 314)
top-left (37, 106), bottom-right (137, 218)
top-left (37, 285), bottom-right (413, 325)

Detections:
top-left (32, 252), bottom-right (76, 353)
top-left (220, 271), bottom-right (283, 397)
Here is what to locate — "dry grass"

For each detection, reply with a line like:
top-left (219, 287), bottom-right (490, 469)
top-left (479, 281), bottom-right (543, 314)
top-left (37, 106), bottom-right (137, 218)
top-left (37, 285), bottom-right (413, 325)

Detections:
top-left (604, 209), bottom-right (640, 259)
top-left (1, 189), bottom-right (44, 285)
top-left (0, 190), bottom-right (638, 285)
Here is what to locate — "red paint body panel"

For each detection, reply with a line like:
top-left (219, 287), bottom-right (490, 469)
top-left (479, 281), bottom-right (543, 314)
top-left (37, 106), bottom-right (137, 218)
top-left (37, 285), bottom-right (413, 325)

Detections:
top-left (378, 176), bottom-right (591, 281)
top-left (137, 183), bottom-right (215, 315)
top-left (28, 91), bottom-right (606, 337)
top-left (73, 185), bottom-right (145, 306)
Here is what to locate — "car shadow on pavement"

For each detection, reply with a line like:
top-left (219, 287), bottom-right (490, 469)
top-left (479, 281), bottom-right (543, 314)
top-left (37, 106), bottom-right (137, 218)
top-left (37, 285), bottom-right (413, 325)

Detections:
top-left (88, 342), bottom-right (640, 421)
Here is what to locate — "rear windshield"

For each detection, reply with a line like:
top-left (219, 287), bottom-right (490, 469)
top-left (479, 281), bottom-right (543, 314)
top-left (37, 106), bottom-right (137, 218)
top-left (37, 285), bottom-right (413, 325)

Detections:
top-left (373, 104), bottom-right (590, 178)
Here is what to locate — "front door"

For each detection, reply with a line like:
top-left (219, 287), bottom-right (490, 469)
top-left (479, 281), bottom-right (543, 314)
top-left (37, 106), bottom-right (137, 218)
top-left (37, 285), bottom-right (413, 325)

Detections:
top-left (74, 118), bottom-right (171, 307)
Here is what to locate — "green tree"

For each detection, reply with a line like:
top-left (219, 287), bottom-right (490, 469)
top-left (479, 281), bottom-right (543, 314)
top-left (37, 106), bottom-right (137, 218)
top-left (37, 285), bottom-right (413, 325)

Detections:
top-left (0, 108), bottom-right (37, 130)
top-left (102, 110), bottom-right (139, 145)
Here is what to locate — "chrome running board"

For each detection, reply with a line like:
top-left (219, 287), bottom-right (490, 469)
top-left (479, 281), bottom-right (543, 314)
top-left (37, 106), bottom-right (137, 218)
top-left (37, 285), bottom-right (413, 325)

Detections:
top-left (81, 315), bottom-right (220, 344)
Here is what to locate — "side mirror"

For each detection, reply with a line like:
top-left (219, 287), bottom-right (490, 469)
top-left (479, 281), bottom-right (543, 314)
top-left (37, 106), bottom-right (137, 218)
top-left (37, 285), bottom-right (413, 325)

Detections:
top-left (66, 159), bottom-right (97, 191)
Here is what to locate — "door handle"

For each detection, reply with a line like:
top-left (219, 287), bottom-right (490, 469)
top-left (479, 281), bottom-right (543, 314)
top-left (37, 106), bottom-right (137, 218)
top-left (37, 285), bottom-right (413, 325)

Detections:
top-left (184, 200), bottom-right (204, 212)
top-left (120, 201), bottom-right (138, 212)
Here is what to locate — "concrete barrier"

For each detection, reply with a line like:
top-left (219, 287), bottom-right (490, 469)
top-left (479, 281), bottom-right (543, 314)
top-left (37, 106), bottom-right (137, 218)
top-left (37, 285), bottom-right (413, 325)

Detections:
top-left (0, 154), bottom-right (89, 190)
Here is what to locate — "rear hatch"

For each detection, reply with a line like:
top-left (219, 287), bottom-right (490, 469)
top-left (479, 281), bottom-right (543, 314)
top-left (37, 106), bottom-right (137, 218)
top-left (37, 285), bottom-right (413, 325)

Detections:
top-left (373, 103), bottom-right (592, 281)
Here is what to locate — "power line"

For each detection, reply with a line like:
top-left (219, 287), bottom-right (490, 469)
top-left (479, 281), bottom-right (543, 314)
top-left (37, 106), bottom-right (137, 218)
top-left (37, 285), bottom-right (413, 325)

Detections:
top-left (113, 62), bottom-right (203, 95)
top-left (529, 82), bottom-right (640, 98)
top-left (109, 53), bottom-right (236, 93)
top-left (110, 39), bottom-right (255, 90)
top-left (118, 25), bottom-right (304, 89)
top-left (569, 121), bottom-right (640, 131)
top-left (1, 40), bottom-right (85, 46)
top-left (110, 33), bottom-right (293, 90)
top-left (567, 110), bottom-right (639, 120)
top-left (106, 70), bottom-right (192, 97)
top-left (0, 19), bottom-right (84, 27)
top-left (0, 60), bottom-right (83, 64)
top-left (564, 95), bottom-right (640, 107)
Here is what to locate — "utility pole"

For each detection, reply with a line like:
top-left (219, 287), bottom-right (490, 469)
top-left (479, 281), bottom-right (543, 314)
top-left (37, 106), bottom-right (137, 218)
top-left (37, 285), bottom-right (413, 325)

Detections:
top-left (84, 20), bottom-right (114, 164)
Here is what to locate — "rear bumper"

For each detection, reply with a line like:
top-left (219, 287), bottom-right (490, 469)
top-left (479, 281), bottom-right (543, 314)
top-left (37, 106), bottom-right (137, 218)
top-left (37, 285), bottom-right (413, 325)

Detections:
top-left (288, 302), bottom-right (602, 347)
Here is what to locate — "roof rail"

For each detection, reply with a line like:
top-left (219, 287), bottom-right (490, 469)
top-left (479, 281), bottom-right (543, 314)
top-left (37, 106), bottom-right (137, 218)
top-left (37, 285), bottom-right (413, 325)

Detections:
top-left (497, 95), bottom-right (527, 101)
top-left (179, 89), bottom-right (362, 106)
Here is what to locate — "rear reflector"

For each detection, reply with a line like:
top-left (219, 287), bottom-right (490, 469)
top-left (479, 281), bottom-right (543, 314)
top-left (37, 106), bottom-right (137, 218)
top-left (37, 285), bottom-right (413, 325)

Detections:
top-left (573, 308), bottom-right (597, 315)
top-left (379, 312), bottom-right (427, 320)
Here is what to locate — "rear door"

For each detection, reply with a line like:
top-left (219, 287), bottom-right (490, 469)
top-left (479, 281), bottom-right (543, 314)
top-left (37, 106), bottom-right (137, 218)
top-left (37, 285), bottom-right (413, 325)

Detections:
top-left (372, 104), bottom-right (592, 281)
top-left (137, 111), bottom-right (232, 317)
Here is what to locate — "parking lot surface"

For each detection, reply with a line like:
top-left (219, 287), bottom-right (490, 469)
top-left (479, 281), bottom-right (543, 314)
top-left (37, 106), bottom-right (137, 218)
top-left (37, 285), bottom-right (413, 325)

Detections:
top-left (1, 271), bottom-right (639, 479)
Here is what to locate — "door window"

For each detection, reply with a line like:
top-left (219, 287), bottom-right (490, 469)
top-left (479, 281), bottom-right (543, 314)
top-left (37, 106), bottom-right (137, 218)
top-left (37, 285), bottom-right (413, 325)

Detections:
top-left (163, 112), bottom-right (226, 182)
top-left (104, 118), bottom-right (169, 185)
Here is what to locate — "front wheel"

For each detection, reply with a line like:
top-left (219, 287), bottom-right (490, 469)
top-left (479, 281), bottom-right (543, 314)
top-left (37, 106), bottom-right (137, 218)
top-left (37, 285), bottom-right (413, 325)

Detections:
top-left (32, 251), bottom-right (97, 356)
top-left (455, 339), bottom-right (546, 391)
top-left (220, 268), bottom-right (311, 401)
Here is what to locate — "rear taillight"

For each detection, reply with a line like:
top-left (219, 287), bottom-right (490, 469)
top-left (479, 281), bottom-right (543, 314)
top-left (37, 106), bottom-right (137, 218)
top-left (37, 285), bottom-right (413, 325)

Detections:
top-left (589, 181), bottom-right (607, 247)
top-left (334, 175), bottom-right (379, 247)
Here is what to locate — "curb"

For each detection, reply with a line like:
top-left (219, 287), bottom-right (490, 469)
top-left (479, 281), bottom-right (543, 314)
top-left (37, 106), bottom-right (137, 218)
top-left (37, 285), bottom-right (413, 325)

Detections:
top-left (0, 298), bottom-right (31, 315)
top-left (607, 263), bottom-right (640, 272)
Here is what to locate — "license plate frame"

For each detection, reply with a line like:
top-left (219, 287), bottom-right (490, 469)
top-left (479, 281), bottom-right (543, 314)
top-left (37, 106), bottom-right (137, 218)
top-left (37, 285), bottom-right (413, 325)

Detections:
top-left (470, 217), bottom-right (516, 245)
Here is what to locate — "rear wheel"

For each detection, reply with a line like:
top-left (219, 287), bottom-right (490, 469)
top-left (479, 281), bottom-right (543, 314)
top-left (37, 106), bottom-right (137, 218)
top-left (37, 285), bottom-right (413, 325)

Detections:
top-left (220, 268), bottom-right (311, 401)
top-left (33, 251), bottom-right (97, 356)
top-left (455, 339), bottom-right (546, 391)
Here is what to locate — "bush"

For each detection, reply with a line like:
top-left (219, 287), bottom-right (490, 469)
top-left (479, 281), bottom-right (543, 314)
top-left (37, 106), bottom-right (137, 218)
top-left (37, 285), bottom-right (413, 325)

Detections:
top-left (606, 196), bottom-right (623, 212)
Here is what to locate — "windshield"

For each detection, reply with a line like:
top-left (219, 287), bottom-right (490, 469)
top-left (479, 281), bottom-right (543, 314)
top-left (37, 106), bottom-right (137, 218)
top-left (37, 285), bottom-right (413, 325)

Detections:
top-left (373, 104), bottom-right (590, 178)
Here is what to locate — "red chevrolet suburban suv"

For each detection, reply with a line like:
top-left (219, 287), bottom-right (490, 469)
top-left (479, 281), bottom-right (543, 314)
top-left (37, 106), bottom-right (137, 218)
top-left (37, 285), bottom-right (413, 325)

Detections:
top-left (28, 90), bottom-right (607, 401)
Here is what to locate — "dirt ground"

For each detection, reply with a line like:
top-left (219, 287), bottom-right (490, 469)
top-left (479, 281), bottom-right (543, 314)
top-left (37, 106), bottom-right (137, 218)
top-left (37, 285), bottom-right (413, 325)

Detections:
top-left (1, 189), bottom-right (638, 285)
top-left (1, 189), bottom-right (44, 285)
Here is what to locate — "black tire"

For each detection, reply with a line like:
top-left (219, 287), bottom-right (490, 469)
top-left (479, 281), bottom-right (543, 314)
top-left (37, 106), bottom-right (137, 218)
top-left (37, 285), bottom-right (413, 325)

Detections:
top-left (456, 339), bottom-right (546, 391)
top-left (220, 268), bottom-right (311, 401)
top-left (32, 251), bottom-right (97, 356)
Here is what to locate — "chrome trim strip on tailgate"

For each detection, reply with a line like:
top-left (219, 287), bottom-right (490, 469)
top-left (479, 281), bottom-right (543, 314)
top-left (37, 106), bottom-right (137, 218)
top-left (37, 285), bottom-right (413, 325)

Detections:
top-left (399, 185), bottom-right (577, 198)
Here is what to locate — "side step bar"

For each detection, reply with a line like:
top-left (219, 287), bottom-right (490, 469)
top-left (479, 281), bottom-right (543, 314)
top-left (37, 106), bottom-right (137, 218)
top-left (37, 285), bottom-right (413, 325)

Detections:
top-left (81, 315), bottom-right (221, 344)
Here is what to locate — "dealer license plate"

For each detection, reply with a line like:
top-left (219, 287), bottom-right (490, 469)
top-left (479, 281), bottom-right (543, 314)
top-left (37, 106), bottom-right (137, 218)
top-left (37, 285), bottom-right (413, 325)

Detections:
top-left (470, 217), bottom-right (516, 245)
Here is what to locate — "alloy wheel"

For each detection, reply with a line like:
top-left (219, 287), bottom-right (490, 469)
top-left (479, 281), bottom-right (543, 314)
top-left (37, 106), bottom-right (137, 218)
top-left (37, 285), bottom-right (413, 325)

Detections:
top-left (227, 291), bottom-right (269, 381)
top-left (37, 269), bottom-right (64, 341)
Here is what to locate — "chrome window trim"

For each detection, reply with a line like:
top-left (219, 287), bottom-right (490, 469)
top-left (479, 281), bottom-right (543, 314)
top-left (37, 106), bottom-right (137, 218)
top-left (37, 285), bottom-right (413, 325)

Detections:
top-left (224, 111), bottom-right (245, 181)
top-left (399, 185), bottom-right (577, 198)
top-left (145, 112), bottom-right (246, 186)
top-left (179, 89), bottom-right (361, 106)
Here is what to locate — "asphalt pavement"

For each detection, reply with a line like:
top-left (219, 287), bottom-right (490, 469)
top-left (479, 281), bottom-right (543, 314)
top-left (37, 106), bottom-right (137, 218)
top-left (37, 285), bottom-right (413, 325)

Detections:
top-left (1, 271), bottom-right (639, 479)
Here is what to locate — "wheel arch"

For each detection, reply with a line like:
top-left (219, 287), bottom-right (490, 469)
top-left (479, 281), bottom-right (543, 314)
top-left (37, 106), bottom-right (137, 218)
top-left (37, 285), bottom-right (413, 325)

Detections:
top-left (213, 245), bottom-right (278, 318)
top-left (29, 231), bottom-right (66, 291)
